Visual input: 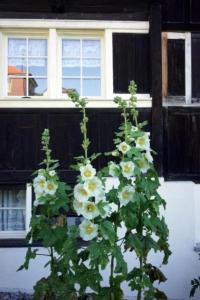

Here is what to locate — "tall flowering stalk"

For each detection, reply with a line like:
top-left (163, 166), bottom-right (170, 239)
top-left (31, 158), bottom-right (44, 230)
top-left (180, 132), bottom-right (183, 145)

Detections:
top-left (107, 81), bottom-right (171, 300)
top-left (68, 91), bottom-right (127, 300)
top-left (19, 129), bottom-right (79, 299)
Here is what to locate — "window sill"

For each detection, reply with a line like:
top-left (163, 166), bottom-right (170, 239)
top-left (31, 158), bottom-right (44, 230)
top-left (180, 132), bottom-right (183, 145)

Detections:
top-left (0, 98), bottom-right (152, 108)
top-left (163, 97), bottom-right (200, 107)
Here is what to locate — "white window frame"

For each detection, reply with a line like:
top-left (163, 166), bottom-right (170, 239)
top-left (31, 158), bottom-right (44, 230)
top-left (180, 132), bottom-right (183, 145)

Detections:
top-left (0, 183), bottom-right (32, 239)
top-left (1, 31), bottom-right (49, 99)
top-left (58, 32), bottom-right (105, 99)
top-left (0, 19), bottom-right (151, 108)
top-left (163, 32), bottom-right (192, 105)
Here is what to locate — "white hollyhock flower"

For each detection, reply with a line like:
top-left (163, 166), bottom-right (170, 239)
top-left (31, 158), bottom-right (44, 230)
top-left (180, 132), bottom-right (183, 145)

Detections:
top-left (80, 164), bottom-right (96, 181)
top-left (120, 161), bottom-right (135, 179)
top-left (84, 177), bottom-right (103, 197)
top-left (79, 220), bottom-right (98, 241)
top-left (73, 200), bottom-right (84, 216)
top-left (74, 183), bottom-right (90, 202)
top-left (95, 190), bottom-right (106, 203)
top-left (33, 175), bottom-right (47, 194)
top-left (135, 132), bottom-right (150, 150)
top-left (136, 157), bottom-right (150, 174)
top-left (109, 161), bottom-right (120, 177)
top-left (118, 185), bottom-right (135, 206)
top-left (117, 142), bottom-right (131, 154)
top-left (49, 170), bottom-right (56, 177)
top-left (98, 201), bottom-right (112, 219)
top-left (82, 201), bottom-right (100, 220)
top-left (44, 180), bottom-right (58, 195)
top-left (145, 150), bottom-right (153, 163)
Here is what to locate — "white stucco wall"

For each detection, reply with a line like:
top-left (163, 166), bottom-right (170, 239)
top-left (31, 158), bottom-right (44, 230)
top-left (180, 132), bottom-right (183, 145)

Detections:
top-left (0, 180), bottom-right (200, 300)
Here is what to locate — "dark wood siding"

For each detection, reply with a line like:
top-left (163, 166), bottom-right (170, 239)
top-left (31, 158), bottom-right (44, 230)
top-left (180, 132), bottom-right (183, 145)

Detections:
top-left (0, 0), bottom-right (149, 20)
top-left (0, 108), bottom-right (151, 184)
top-left (168, 39), bottom-right (185, 96)
top-left (192, 33), bottom-right (200, 98)
top-left (113, 33), bottom-right (150, 94)
top-left (164, 107), bottom-right (200, 181)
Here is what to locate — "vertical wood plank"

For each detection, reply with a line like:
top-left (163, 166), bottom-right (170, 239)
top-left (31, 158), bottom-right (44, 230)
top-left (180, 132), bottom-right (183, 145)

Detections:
top-left (150, 2), bottom-right (163, 175)
top-left (162, 32), bottom-right (168, 98)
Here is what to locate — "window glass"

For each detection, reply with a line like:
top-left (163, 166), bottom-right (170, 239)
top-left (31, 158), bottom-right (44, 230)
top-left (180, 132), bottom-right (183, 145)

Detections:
top-left (0, 189), bottom-right (26, 231)
top-left (8, 38), bottom-right (47, 97)
top-left (62, 38), bottom-right (101, 97)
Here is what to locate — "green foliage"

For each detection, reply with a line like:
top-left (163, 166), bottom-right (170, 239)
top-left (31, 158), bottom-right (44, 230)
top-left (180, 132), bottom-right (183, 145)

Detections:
top-left (190, 277), bottom-right (200, 298)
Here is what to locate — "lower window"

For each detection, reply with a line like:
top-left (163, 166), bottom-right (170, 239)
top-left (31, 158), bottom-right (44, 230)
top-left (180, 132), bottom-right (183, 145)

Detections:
top-left (0, 184), bottom-right (32, 239)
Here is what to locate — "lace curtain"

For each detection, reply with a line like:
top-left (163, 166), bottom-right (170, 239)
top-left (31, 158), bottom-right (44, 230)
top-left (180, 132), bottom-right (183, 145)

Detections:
top-left (0, 190), bottom-right (26, 231)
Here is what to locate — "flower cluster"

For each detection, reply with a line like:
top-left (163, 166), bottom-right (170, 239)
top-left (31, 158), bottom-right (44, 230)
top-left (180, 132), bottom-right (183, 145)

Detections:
top-left (33, 169), bottom-right (58, 206)
top-left (73, 163), bottom-right (111, 241)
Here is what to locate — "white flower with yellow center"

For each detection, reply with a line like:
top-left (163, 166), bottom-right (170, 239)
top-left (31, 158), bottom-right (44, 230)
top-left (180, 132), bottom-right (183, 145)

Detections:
top-left (73, 200), bottom-right (84, 216)
top-left (84, 177), bottom-right (103, 197)
top-left (117, 142), bottom-right (131, 154)
top-left (135, 132), bottom-right (150, 150)
top-left (118, 185), bottom-right (135, 206)
top-left (44, 180), bottom-right (58, 195)
top-left (80, 164), bottom-right (96, 181)
top-left (82, 201), bottom-right (100, 220)
top-left (145, 150), bottom-right (153, 163)
top-left (79, 220), bottom-right (98, 241)
top-left (136, 157), bottom-right (150, 174)
top-left (95, 190), bottom-right (106, 203)
top-left (120, 161), bottom-right (135, 179)
top-left (33, 175), bottom-right (47, 194)
top-left (109, 161), bottom-right (120, 177)
top-left (74, 183), bottom-right (90, 202)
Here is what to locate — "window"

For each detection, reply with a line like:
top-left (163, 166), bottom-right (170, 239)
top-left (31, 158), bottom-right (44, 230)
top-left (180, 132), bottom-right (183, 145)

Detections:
top-left (7, 37), bottom-right (48, 97)
top-left (0, 20), bottom-right (151, 106)
top-left (0, 184), bottom-right (32, 239)
top-left (162, 32), bottom-right (191, 104)
top-left (61, 38), bottom-right (101, 97)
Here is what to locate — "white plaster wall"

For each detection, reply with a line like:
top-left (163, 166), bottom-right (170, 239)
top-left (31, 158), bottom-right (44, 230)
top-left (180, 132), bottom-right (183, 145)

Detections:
top-left (0, 180), bottom-right (200, 300)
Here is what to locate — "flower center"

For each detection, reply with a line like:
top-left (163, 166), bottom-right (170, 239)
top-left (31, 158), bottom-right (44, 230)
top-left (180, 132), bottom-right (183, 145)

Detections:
top-left (84, 170), bottom-right (92, 178)
top-left (138, 160), bottom-right (145, 168)
top-left (138, 137), bottom-right (145, 146)
top-left (122, 145), bottom-right (127, 152)
top-left (122, 191), bottom-right (129, 200)
top-left (85, 225), bottom-right (94, 234)
top-left (124, 165), bottom-right (131, 173)
top-left (39, 180), bottom-right (46, 188)
top-left (80, 188), bottom-right (88, 196)
top-left (88, 181), bottom-right (97, 191)
top-left (86, 203), bottom-right (95, 212)
top-left (47, 183), bottom-right (54, 190)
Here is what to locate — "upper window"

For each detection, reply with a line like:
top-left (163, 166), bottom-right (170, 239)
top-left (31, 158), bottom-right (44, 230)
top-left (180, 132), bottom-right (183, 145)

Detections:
top-left (61, 38), bottom-right (101, 98)
top-left (0, 184), bottom-right (32, 239)
top-left (7, 37), bottom-right (48, 97)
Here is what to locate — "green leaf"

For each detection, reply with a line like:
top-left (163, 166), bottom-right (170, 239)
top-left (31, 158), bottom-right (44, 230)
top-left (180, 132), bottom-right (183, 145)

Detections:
top-left (18, 248), bottom-right (38, 271)
top-left (112, 245), bottom-right (127, 275)
top-left (99, 220), bottom-right (116, 244)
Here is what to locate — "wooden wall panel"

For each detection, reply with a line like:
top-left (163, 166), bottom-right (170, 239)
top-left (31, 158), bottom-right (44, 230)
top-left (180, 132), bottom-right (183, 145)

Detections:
top-left (192, 33), bottom-right (200, 98)
top-left (190, 0), bottom-right (200, 24)
top-left (164, 107), bottom-right (200, 181)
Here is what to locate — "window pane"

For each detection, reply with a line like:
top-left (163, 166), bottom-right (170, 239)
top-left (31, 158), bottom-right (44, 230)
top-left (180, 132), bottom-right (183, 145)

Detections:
top-left (82, 40), bottom-right (100, 58)
top-left (62, 59), bottom-right (80, 76)
top-left (8, 38), bottom-right (26, 57)
top-left (62, 39), bottom-right (80, 58)
top-left (62, 78), bottom-right (81, 94)
top-left (67, 217), bottom-right (83, 227)
top-left (29, 78), bottom-right (47, 96)
top-left (8, 58), bottom-right (26, 76)
top-left (82, 59), bottom-right (101, 77)
top-left (28, 58), bottom-right (47, 76)
top-left (28, 39), bottom-right (47, 57)
top-left (0, 190), bottom-right (26, 208)
top-left (83, 79), bottom-right (101, 96)
top-left (8, 78), bottom-right (26, 96)
top-left (0, 209), bottom-right (25, 231)
top-left (168, 39), bottom-right (185, 96)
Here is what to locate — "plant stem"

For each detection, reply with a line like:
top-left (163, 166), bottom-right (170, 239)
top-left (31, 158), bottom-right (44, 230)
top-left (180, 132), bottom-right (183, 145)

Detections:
top-left (82, 106), bottom-right (88, 160)
top-left (123, 107), bottom-right (128, 143)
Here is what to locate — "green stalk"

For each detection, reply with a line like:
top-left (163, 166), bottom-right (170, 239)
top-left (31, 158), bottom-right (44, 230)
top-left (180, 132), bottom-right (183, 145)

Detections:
top-left (82, 106), bottom-right (88, 160)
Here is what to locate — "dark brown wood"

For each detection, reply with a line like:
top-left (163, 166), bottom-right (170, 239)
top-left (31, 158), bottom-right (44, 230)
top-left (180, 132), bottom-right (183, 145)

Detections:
top-left (150, 2), bottom-right (163, 175)
top-left (0, 108), bottom-right (152, 184)
top-left (113, 33), bottom-right (150, 94)
top-left (164, 107), bottom-right (200, 182)
top-left (192, 33), bottom-right (200, 98)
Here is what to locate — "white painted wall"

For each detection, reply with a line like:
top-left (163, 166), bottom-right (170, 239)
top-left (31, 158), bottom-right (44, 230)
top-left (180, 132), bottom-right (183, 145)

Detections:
top-left (0, 180), bottom-right (200, 300)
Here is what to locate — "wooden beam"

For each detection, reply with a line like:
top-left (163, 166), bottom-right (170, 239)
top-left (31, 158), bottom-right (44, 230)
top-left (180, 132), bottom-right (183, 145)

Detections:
top-left (150, 2), bottom-right (163, 175)
top-left (162, 32), bottom-right (168, 98)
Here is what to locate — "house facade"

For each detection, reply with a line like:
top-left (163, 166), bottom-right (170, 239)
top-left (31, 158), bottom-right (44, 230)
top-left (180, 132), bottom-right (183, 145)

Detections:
top-left (0, 1), bottom-right (200, 299)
